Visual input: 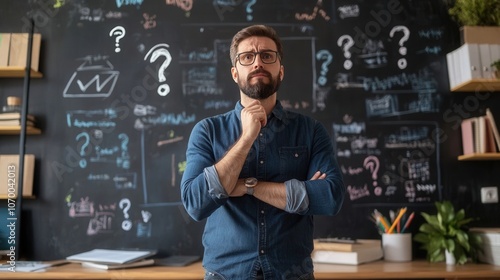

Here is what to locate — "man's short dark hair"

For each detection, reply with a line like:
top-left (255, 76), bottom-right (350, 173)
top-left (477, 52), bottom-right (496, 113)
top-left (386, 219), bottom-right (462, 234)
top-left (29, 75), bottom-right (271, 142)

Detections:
top-left (230, 25), bottom-right (283, 66)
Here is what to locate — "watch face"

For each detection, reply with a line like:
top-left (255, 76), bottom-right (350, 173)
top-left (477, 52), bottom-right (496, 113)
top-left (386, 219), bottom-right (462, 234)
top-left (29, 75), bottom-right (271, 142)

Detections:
top-left (245, 177), bottom-right (258, 187)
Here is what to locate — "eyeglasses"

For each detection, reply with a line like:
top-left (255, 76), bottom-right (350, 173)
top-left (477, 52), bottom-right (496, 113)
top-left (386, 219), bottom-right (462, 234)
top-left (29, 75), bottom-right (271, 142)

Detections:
top-left (236, 51), bottom-right (279, 66)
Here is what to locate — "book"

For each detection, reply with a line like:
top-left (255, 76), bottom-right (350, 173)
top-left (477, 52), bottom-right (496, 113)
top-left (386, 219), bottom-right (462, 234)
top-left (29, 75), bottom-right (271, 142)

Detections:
top-left (66, 249), bottom-right (157, 264)
top-left (313, 239), bottom-right (381, 252)
top-left (81, 258), bottom-right (155, 270)
top-left (312, 246), bottom-right (383, 265)
top-left (0, 119), bottom-right (36, 127)
top-left (476, 115), bottom-right (498, 153)
top-left (486, 108), bottom-right (500, 151)
top-left (0, 112), bottom-right (36, 121)
top-left (461, 118), bottom-right (475, 155)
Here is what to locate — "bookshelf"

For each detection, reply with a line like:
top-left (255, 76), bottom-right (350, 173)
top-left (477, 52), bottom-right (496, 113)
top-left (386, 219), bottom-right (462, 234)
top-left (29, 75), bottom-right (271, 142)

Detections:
top-left (0, 66), bottom-right (43, 78)
top-left (451, 79), bottom-right (500, 92)
top-left (0, 125), bottom-right (41, 135)
top-left (458, 153), bottom-right (500, 161)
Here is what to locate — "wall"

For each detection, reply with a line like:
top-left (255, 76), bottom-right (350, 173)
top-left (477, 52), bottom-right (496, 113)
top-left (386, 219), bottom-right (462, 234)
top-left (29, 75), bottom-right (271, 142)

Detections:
top-left (0, 0), bottom-right (499, 261)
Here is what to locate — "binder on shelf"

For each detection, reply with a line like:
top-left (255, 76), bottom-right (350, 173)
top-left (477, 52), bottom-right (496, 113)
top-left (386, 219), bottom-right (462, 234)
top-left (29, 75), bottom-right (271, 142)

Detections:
top-left (479, 44), bottom-right (492, 79)
top-left (458, 43), bottom-right (482, 84)
top-left (446, 51), bottom-right (456, 89)
top-left (490, 45), bottom-right (500, 66)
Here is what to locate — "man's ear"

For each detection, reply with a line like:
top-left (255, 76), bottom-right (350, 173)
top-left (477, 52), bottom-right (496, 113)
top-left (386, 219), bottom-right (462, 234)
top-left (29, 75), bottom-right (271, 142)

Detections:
top-left (279, 65), bottom-right (284, 81)
top-left (231, 67), bottom-right (238, 83)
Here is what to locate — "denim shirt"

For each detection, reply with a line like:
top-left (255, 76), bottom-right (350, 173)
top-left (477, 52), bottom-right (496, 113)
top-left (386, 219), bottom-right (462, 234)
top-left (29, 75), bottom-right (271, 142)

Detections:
top-left (181, 100), bottom-right (345, 279)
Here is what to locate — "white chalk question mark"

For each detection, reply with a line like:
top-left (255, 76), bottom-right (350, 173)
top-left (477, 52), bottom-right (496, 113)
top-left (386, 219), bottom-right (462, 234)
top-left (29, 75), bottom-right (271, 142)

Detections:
top-left (316, 50), bottom-right (332, 86)
top-left (117, 133), bottom-right (130, 169)
top-left (144, 43), bottom-right (172, 96)
top-left (389, 25), bottom-right (410, 69)
top-left (337, 35), bottom-right (354, 70)
top-left (246, 0), bottom-right (257, 21)
top-left (119, 198), bottom-right (132, 231)
top-left (76, 132), bottom-right (90, 168)
top-left (363, 155), bottom-right (379, 187)
top-left (109, 26), bottom-right (126, 53)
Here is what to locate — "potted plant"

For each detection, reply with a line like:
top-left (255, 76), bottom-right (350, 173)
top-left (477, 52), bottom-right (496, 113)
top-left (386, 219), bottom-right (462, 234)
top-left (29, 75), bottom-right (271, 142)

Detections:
top-left (445, 0), bottom-right (500, 44)
top-left (414, 201), bottom-right (482, 265)
top-left (492, 59), bottom-right (500, 79)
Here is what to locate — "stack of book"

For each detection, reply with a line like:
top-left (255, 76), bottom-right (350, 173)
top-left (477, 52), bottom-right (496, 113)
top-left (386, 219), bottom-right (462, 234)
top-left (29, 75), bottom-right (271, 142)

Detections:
top-left (0, 112), bottom-right (37, 128)
top-left (460, 108), bottom-right (500, 155)
top-left (66, 249), bottom-right (157, 270)
top-left (311, 238), bottom-right (383, 265)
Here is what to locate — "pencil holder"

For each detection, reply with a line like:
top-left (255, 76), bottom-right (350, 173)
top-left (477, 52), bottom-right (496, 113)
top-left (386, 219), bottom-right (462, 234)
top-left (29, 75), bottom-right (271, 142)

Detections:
top-left (382, 233), bottom-right (412, 262)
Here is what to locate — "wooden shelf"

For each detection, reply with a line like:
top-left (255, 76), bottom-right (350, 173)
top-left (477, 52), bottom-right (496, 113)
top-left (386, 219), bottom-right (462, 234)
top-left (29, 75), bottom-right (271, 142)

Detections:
top-left (458, 153), bottom-right (500, 161)
top-left (0, 195), bottom-right (35, 199)
top-left (451, 79), bottom-right (500, 92)
top-left (0, 66), bottom-right (43, 78)
top-left (0, 125), bottom-right (41, 135)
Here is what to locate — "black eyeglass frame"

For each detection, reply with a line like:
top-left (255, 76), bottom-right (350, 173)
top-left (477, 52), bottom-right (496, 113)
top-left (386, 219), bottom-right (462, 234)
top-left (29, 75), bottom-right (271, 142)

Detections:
top-left (235, 50), bottom-right (280, 66)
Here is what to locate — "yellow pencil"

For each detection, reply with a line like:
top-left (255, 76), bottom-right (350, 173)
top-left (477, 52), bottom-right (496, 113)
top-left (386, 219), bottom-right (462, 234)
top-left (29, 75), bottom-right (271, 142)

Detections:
top-left (375, 212), bottom-right (391, 233)
top-left (387, 207), bottom-right (407, 233)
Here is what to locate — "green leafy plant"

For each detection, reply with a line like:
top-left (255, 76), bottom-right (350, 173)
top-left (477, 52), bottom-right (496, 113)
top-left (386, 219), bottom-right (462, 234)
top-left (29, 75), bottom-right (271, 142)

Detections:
top-left (447, 0), bottom-right (500, 26)
top-left (492, 59), bottom-right (500, 71)
top-left (414, 201), bottom-right (482, 265)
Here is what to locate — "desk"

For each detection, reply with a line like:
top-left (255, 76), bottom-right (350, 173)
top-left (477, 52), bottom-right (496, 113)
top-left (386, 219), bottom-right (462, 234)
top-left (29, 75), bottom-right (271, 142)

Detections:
top-left (0, 261), bottom-right (499, 279)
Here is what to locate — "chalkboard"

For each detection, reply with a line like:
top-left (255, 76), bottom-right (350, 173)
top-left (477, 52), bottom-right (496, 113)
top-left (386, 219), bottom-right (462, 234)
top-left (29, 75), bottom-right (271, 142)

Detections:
top-left (1, 0), bottom-right (499, 261)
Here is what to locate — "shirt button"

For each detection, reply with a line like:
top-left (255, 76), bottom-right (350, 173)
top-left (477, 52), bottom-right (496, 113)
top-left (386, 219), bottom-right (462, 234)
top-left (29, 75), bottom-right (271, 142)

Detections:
top-left (261, 210), bottom-right (264, 214)
top-left (260, 160), bottom-right (264, 164)
top-left (295, 153), bottom-right (299, 157)
top-left (261, 222), bottom-right (264, 226)
top-left (260, 250), bottom-right (265, 254)
top-left (260, 133), bottom-right (263, 137)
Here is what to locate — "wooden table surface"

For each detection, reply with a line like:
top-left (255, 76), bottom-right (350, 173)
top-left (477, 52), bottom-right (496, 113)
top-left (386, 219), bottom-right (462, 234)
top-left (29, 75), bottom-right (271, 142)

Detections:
top-left (0, 260), bottom-right (499, 279)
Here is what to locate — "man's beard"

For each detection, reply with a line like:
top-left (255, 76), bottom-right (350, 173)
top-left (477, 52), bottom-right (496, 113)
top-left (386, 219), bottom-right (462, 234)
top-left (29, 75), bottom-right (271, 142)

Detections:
top-left (239, 69), bottom-right (281, 100)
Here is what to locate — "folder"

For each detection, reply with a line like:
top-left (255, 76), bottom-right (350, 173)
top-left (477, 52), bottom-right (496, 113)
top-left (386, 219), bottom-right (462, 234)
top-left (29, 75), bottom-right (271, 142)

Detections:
top-left (458, 44), bottom-right (482, 84)
top-left (479, 44), bottom-right (492, 79)
top-left (446, 51), bottom-right (456, 89)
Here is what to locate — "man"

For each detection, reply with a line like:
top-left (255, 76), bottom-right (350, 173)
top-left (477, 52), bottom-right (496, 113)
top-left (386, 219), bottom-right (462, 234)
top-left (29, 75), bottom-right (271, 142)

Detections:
top-left (181, 25), bottom-right (345, 279)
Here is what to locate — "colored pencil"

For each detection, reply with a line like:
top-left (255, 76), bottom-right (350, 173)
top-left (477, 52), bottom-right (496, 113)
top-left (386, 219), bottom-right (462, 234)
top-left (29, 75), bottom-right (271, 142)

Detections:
top-left (401, 212), bottom-right (415, 233)
top-left (387, 207), bottom-right (407, 234)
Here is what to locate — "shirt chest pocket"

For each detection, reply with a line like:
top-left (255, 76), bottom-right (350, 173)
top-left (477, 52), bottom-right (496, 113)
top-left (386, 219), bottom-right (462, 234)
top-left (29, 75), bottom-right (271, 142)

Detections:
top-left (279, 146), bottom-right (309, 181)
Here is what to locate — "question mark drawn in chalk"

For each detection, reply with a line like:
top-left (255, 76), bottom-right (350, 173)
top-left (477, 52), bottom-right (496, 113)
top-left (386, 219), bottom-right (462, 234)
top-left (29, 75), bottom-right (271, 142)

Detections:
top-left (144, 43), bottom-right (172, 96)
top-left (316, 50), bottom-right (332, 86)
top-left (109, 26), bottom-right (126, 53)
top-left (389, 25), bottom-right (410, 69)
top-left (363, 155), bottom-right (381, 195)
top-left (246, 0), bottom-right (256, 21)
top-left (337, 35), bottom-right (354, 70)
top-left (76, 132), bottom-right (90, 168)
top-left (119, 198), bottom-right (132, 231)
top-left (118, 133), bottom-right (130, 169)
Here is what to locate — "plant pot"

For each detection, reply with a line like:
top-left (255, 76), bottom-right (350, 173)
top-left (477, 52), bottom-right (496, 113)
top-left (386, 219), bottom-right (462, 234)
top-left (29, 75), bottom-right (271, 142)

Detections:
top-left (460, 26), bottom-right (500, 45)
top-left (445, 250), bottom-right (456, 265)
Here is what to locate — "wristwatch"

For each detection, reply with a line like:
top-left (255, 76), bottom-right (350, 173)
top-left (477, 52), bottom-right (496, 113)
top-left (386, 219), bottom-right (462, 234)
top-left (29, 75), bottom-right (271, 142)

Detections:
top-left (245, 177), bottom-right (258, 196)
